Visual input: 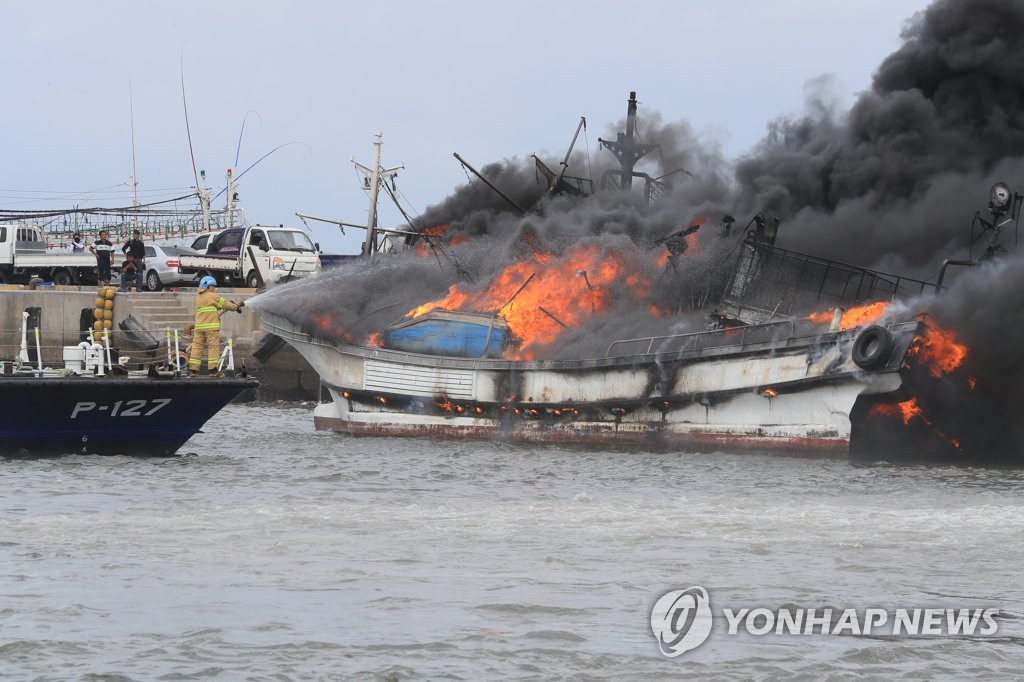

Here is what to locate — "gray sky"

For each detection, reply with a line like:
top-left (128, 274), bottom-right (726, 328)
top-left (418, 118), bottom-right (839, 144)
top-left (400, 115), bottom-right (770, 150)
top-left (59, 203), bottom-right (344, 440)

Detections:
top-left (1, 0), bottom-right (934, 253)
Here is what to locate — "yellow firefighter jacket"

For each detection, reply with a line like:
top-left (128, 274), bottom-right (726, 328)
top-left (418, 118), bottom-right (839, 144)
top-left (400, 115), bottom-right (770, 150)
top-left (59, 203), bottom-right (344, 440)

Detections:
top-left (194, 290), bottom-right (240, 331)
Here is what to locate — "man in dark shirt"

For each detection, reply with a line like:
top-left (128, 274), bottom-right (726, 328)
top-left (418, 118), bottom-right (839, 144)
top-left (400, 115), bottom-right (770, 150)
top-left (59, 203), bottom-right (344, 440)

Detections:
top-left (89, 230), bottom-right (115, 286)
top-left (122, 229), bottom-right (145, 269)
top-left (119, 254), bottom-right (141, 292)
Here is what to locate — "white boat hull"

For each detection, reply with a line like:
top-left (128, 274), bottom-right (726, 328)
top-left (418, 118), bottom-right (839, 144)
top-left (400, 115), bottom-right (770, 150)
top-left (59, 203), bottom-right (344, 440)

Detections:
top-left (264, 314), bottom-right (919, 455)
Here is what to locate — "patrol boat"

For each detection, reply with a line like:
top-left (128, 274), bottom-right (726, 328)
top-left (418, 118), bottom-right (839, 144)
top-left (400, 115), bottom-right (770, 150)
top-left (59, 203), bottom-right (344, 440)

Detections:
top-left (1, 314), bottom-right (256, 456)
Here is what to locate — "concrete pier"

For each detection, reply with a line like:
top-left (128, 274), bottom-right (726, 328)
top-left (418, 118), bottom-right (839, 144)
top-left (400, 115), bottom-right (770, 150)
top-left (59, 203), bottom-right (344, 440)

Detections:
top-left (0, 286), bottom-right (323, 400)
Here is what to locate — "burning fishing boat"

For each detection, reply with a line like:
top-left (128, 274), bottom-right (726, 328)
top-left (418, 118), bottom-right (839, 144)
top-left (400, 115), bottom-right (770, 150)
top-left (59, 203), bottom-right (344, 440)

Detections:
top-left (259, 214), bottom-right (965, 456)
top-left (255, 84), bottom-right (1018, 460)
top-left (260, 0), bottom-right (1024, 465)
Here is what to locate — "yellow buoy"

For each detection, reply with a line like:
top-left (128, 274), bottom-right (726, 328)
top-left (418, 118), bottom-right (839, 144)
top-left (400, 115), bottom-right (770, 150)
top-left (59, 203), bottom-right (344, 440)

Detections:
top-left (103, 287), bottom-right (116, 300)
top-left (103, 309), bottom-right (113, 321)
top-left (94, 297), bottom-right (104, 308)
top-left (93, 308), bottom-right (104, 321)
top-left (102, 299), bottom-right (113, 310)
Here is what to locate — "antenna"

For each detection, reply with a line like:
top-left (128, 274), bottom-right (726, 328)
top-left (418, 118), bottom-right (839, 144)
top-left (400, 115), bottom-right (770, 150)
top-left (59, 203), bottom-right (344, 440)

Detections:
top-left (128, 80), bottom-right (139, 234)
top-left (234, 110), bottom-right (262, 168)
top-left (180, 49), bottom-right (200, 192)
top-left (129, 80), bottom-right (139, 210)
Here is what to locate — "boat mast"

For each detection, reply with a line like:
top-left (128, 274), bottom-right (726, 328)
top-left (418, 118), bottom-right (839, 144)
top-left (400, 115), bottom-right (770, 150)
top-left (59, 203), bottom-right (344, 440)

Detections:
top-left (198, 169), bottom-right (212, 232)
top-left (598, 91), bottom-right (658, 190)
top-left (352, 132), bottom-right (403, 255)
top-left (129, 81), bottom-right (139, 234)
top-left (225, 167), bottom-right (237, 226)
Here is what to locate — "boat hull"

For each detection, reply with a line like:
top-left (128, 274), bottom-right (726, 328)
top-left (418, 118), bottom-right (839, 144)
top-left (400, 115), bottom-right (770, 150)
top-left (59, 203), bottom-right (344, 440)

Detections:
top-left (311, 388), bottom-right (867, 454)
top-left (0, 376), bottom-right (257, 456)
top-left (263, 314), bottom-right (919, 456)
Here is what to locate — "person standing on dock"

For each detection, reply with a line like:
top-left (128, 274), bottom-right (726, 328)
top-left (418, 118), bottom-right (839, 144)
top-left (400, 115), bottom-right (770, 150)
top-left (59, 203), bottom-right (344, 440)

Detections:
top-left (189, 275), bottom-right (244, 374)
top-left (89, 230), bottom-right (115, 286)
top-left (122, 229), bottom-right (145, 269)
top-left (71, 233), bottom-right (86, 252)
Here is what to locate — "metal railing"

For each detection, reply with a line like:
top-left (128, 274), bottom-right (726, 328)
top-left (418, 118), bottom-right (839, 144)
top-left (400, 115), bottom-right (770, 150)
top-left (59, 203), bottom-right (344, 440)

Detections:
top-left (605, 319), bottom-right (798, 358)
top-left (722, 237), bottom-right (938, 319)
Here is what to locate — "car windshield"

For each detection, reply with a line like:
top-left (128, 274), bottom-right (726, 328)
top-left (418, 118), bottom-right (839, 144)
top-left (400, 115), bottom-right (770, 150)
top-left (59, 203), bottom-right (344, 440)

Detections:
top-left (268, 230), bottom-right (315, 252)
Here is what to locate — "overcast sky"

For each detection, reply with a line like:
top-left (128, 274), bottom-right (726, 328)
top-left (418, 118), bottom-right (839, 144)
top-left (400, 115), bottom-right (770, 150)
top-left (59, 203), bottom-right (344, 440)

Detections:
top-left (1, 0), bottom-right (934, 253)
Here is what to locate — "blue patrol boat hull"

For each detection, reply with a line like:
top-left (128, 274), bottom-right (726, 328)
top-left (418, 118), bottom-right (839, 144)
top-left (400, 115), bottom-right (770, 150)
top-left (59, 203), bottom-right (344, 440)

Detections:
top-left (0, 375), bottom-right (257, 456)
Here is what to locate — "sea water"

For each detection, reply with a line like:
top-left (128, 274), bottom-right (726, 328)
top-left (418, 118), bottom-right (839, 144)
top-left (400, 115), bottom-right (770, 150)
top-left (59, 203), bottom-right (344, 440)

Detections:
top-left (1, 404), bottom-right (1021, 679)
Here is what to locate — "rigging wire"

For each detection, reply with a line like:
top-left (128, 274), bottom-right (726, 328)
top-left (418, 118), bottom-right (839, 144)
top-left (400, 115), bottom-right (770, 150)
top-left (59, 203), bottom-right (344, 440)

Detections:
top-left (234, 110), bottom-right (263, 168)
top-left (211, 141), bottom-right (312, 202)
top-left (583, 119), bottom-right (594, 187)
top-left (180, 48), bottom-right (200, 192)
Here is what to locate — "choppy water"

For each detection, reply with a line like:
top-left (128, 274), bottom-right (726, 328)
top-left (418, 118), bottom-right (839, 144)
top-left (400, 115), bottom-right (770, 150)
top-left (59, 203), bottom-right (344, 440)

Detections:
top-left (2, 404), bottom-right (1022, 679)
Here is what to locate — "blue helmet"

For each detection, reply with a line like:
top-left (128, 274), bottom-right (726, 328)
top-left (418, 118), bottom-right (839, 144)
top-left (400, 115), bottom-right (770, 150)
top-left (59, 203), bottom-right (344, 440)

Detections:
top-left (199, 275), bottom-right (217, 290)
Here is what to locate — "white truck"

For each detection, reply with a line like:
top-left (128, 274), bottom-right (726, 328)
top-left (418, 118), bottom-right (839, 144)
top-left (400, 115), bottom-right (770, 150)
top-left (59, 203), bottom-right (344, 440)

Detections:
top-left (0, 224), bottom-right (102, 285)
top-left (176, 225), bottom-right (322, 288)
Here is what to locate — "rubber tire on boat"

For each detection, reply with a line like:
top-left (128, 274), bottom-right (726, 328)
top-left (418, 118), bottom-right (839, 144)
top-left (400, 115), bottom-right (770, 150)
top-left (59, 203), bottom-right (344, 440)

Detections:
top-left (146, 269), bottom-right (163, 292)
top-left (852, 325), bottom-right (894, 370)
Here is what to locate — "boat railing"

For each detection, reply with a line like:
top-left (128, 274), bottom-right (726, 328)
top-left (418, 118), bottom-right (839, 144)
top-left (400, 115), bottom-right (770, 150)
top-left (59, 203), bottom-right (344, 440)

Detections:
top-left (721, 236), bottom-right (938, 320)
top-left (261, 311), bottom-right (921, 371)
top-left (605, 319), bottom-right (798, 358)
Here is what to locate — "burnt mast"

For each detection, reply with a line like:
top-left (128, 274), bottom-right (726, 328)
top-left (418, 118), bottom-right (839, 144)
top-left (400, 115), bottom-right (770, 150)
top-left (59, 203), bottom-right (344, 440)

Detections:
top-left (598, 91), bottom-right (659, 190)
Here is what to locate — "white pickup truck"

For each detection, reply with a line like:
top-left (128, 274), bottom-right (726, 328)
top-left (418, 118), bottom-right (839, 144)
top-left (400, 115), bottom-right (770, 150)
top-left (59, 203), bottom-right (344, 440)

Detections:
top-left (177, 225), bottom-right (321, 287)
top-left (0, 224), bottom-right (100, 285)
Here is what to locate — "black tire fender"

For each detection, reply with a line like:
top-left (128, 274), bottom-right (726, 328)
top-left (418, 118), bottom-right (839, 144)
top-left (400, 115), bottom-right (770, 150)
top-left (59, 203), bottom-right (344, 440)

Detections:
top-left (52, 269), bottom-right (74, 286)
top-left (852, 325), bottom-right (894, 370)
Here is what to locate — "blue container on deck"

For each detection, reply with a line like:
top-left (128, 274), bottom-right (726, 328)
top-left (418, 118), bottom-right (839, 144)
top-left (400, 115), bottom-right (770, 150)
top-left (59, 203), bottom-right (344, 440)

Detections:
top-left (383, 310), bottom-right (509, 358)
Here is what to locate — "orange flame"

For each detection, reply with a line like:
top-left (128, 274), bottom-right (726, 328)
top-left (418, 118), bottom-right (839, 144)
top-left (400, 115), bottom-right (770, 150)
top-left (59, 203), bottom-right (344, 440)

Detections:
top-left (806, 301), bottom-right (890, 330)
top-left (870, 398), bottom-right (923, 424)
top-left (909, 324), bottom-right (968, 378)
top-left (366, 332), bottom-right (384, 347)
top-left (415, 224), bottom-right (468, 256)
top-left (311, 311), bottom-right (353, 342)
top-left (868, 397), bottom-right (962, 451)
top-left (406, 244), bottom-right (649, 359)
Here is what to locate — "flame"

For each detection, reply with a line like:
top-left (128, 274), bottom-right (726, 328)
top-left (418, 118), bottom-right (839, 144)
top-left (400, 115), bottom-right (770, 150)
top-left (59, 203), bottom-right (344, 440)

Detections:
top-left (415, 224), bottom-right (469, 255)
top-left (406, 244), bottom-right (649, 358)
top-left (311, 311), bottom-right (353, 342)
top-left (870, 398), bottom-right (923, 424)
top-left (869, 397), bottom-right (962, 451)
top-left (366, 332), bottom-right (383, 347)
top-left (647, 303), bottom-right (673, 318)
top-left (909, 324), bottom-right (968, 378)
top-left (806, 301), bottom-right (890, 330)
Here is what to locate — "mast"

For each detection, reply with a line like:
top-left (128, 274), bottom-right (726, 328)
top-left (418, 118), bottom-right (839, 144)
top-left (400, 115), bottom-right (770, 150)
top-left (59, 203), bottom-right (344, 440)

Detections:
top-left (129, 81), bottom-right (139, 233)
top-left (454, 153), bottom-right (526, 214)
top-left (352, 132), bottom-right (403, 256)
top-left (198, 169), bottom-right (212, 232)
top-left (598, 91), bottom-right (659, 190)
top-left (225, 167), bottom-right (236, 226)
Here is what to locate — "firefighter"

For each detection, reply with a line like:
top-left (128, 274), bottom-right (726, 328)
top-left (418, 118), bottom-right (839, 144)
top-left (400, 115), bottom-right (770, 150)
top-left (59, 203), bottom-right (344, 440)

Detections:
top-left (189, 275), bottom-right (244, 374)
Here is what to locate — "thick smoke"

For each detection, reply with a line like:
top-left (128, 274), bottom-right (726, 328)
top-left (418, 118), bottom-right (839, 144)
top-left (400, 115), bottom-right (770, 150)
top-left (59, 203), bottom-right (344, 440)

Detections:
top-left (735, 0), bottom-right (1024, 273)
top-left (255, 0), bottom-right (1024, 458)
